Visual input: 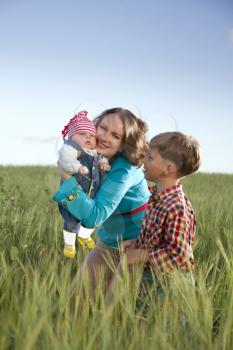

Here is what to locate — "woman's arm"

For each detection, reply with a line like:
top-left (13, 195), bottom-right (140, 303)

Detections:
top-left (53, 159), bottom-right (134, 228)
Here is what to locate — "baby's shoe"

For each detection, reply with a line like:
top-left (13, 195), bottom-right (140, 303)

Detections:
top-left (78, 227), bottom-right (95, 250)
top-left (64, 244), bottom-right (76, 258)
top-left (77, 237), bottom-right (95, 250)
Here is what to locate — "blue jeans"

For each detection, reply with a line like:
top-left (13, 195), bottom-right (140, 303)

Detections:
top-left (58, 203), bottom-right (81, 233)
top-left (141, 269), bottom-right (165, 299)
top-left (141, 269), bottom-right (195, 299)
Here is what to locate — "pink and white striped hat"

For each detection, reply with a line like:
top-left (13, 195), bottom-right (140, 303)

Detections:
top-left (61, 111), bottom-right (96, 138)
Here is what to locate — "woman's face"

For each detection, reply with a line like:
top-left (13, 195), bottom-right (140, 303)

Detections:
top-left (96, 113), bottom-right (125, 159)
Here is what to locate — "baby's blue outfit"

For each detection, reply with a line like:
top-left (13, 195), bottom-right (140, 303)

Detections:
top-left (58, 139), bottom-right (103, 233)
top-left (53, 156), bottom-right (150, 248)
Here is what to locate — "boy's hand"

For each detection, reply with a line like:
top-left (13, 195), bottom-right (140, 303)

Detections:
top-left (99, 163), bottom-right (111, 172)
top-left (79, 166), bottom-right (89, 175)
top-left (125, 248), bottom-right (149, 265)
top-left (121, 239), bottom-right (136, 252)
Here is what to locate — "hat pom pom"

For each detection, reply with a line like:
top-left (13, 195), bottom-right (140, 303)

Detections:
top-left (77, 110), bottom-right (88, 119)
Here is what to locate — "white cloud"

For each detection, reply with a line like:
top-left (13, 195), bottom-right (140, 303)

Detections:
top-left (1, 135), bottom-right (57, 144)
top-left (21, 136), bottom-right (56, 144)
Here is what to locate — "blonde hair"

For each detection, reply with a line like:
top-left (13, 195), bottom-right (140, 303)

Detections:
top-left (95, 108), bottom-right (148, 166)
top-left (150, 132), bottom-right (201, 176)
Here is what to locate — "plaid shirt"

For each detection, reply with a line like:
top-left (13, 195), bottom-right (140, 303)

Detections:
top-left (136, 183), bottom-right (196, 273)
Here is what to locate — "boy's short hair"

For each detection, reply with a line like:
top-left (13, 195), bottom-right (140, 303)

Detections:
top-left (150, 132), bottom-right (201, 177)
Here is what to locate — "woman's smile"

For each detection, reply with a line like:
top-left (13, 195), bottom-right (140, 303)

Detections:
top-left (97, 140), bottom-right (109, 148)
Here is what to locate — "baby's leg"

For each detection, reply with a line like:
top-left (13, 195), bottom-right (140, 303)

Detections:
top-left (77, 226), bottom-right (95, 250)
top-left (58, 203), bottom-right (80, 232)
top-left (58, 204), bottom-right (80, 258)
top-left (78, 227), bottom-right (94, 239)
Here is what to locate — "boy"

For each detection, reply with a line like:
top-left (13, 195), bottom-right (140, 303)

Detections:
top-left (122, 131), bottom-right (201, 283)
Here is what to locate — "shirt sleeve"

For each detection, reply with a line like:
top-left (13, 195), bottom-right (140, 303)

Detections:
top-left (53, 162), bottom-right (134, 228)
top-left (58, 144), bottom-right (81, 174)
top-left (148, 211), bottom-right (194, 272)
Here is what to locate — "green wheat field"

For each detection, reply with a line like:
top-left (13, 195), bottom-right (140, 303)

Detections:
top-left (0, 166), bottom-right (233, 350)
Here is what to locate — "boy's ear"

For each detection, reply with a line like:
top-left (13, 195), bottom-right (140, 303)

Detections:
top-left (164, 161), bottom-right (177, 176)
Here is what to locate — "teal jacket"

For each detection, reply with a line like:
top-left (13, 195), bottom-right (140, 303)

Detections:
top-left (53, 156), bottom-right (150, 248)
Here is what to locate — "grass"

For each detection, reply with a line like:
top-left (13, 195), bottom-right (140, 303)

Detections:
top-left (0, 166), bottom-right (233, 349)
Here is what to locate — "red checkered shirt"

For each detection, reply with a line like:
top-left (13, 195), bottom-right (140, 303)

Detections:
top-left (136, 183), bottom-right (196, 273)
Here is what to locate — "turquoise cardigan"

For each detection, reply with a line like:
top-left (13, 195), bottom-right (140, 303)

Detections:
top-left (53, 156), bottom-right (150, 248)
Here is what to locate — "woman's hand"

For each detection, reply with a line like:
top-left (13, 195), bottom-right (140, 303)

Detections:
top-left (121, 239), bottom-right (136, 253)
top-left (125, 248), bottom-right (149, 265)
top-left (57, 164), bottom-right (72, 180)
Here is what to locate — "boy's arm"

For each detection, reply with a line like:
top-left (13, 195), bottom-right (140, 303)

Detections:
top-left (148, 211), bottom-right (195, 272)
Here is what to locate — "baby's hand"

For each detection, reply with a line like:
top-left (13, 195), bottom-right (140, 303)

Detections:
top-left (100, 163), bottom-right (111, 172)
top-left (79, 166), bottom-right (89, 175)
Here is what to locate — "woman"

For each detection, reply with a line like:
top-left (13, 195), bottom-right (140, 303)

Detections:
top-left (54, 107), bottom-right (150, 293)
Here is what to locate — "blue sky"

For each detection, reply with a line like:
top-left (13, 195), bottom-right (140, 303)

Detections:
top-left (0, 0), bottom-right (232, 172)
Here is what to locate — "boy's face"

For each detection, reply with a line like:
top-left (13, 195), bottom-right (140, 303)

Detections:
top-left (143, 147), bottom-right (170, 182)
top-left (71, 132), bottom-right (96, 149)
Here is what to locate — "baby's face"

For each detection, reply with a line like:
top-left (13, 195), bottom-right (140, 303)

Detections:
top-left (71, 132), bottom-right (96, 149)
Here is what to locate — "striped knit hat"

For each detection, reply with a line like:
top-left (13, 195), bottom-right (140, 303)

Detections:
top-left (61, 111), bottom-right (96, 138)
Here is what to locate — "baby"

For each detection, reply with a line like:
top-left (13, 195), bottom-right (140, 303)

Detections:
top-left (57, 110), bottom-right (110, 258)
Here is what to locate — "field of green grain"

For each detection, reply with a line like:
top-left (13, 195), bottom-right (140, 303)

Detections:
top-left (0, 166), bottom-right (233, 350)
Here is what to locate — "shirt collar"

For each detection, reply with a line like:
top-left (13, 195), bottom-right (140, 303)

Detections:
top-left (151, 182), bottom-right (182, 200)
